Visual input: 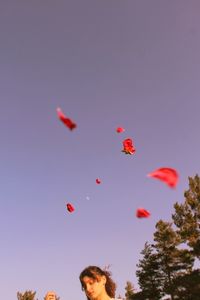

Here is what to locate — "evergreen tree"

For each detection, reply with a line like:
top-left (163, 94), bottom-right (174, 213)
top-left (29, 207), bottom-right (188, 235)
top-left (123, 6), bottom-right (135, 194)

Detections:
top-left (136, 242), bottom-right (164, 300)
top-left (172, 174), bottom-right (200, 259)
top-left (131, 175), bottom-right (200, 299)
top-left (171, 269), bottom-right (200, 300)
top-left (130, 290), bottom-right (146, 300)
top-left (124, 281), bottom-right (135, 300)
top-left (17, 290), bottom-right (38, 300)
top-left (153, 220), bottom-right (194, 300)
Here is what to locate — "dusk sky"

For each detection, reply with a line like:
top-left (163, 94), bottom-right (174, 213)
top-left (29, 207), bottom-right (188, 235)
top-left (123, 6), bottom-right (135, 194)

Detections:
top-left (1, 1), bottom-right (200, 299)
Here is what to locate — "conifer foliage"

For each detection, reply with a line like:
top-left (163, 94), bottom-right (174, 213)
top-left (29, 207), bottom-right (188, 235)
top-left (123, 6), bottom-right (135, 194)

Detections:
top-left (136, 242), bottom-right (164, 300)
top-left (172, 174), bottom-right (200, 258)
top-left (124, 281), bottom-right (136, 300)
top-left (131, 175), bottom-right (200, 300)
top-left (17, 290), bottom-right (38, 300)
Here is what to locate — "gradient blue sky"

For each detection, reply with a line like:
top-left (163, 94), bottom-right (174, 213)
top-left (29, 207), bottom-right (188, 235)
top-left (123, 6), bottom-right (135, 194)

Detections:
top-left (1, 1), bottom-right (200, 299)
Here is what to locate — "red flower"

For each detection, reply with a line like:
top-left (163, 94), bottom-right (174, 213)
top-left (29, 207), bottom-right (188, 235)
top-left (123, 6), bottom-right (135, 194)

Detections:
top-left (96, 178), bottom-right (101, 184)
top-left (122, 138), bottom-right (136, 155)
top-left (136, 208), bottom-right (150, 218)
top-left (116, 127), bottom-right (125, 133)
top-left (147, 167), bottom-right (179, 188)
top-left (66, 203), bottom-right (75, 213)
top-left (57, 107), bottom-right (77, 130)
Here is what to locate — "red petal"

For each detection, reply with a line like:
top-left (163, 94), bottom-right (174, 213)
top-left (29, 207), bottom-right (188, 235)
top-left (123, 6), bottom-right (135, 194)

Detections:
top-left (66, 203), bottom-right (75, 213)
top-left (96, 178), bottom-right (101, 184)
top-left (147, 167), bottom-right (179, 188)
top-left (116, 127), bottom-right (125, 133)
top-left (122, 138), bottom-right (136, 155)
top-left (136, 208), bottom-right (150, 218)
top-left (57, 107), bottom-right (77, 130)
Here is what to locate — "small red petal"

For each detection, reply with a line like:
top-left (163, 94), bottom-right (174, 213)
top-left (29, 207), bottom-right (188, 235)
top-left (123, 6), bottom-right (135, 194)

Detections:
top-left (96, 178), bottom-right (101, 184)
top-left (66, 203), bottom-right (75, 213)
top-left (147, 167), bottom-right (179, 188)
top-left (136, 208), bottom-right (150, 218)
top-left (116, 127), bottom-right (125, 133)
top-left (57, 107), bottom-right (77, 130)
top-left (122, 138), bottom-right (136, 155)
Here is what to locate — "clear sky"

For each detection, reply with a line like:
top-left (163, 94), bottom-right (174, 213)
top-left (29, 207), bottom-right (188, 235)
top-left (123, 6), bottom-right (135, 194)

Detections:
top-left (1, 1), bottom-right (200, 299)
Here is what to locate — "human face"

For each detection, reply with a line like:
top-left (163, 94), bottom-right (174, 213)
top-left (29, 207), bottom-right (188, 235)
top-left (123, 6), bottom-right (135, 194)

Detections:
top-left (81, 275), bottom-right (106, 300)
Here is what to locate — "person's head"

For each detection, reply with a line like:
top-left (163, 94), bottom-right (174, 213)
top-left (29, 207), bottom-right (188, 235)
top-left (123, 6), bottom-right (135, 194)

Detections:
top-left (79, 266), bottom-right (116, 300)
top-left (44, 291), bottom-right (56, 300)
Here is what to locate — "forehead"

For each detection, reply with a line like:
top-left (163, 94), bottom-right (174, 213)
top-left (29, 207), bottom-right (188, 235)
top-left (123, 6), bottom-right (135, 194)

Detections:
top-left (82, 275), bottom-right (101, 284)
top-left (82, 276), bottom-right (95, 283)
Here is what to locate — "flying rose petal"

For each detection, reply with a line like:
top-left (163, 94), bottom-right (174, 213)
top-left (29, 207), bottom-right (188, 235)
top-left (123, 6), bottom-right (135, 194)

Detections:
top-left (116, 127), bottom-right (125, 133)
top-left (57, 107), bottom-right (77, 130)
top-left (66, 203), bottom-right (75, 213)
top-left (96, 178), bottom-right (101, 184)
top-left (136, 208), bottom-right (150, 218)
top-left (122, 138), bottom-right (136, 155)
top-left (147, 167), bottom-right (179, 188)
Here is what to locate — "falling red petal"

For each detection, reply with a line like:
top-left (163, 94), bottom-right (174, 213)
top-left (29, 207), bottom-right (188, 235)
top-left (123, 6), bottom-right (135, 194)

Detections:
top-left (122, 138), bottom-right (136, 155)
top-left (66, 203), bottom-right (75, 213)
top-left (57, 107), bottom-right (77, 130)
top-left (116, 127), bottom-right (125, 133)
top-left (147, 167), bottom-right (179, 188)
top-left (96, 178), bottom-right (101, 184)
top-left (136, 208), bottom-right (150, 218)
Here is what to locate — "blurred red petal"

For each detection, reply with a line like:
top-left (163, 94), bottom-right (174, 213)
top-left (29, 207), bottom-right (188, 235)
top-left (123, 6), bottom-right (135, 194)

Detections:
top-left (147, 167), bottom-right (179, 188)
top-left (66, 203), bottom-right (75, 213)
top-left (57, 107), bottom-right (77, 130)
top-left (116, 127), bottom-right (125, 133)
top-left (136, 208), bottom-right (150, 218)
top-left (96, 178), bottom-right (101, 184)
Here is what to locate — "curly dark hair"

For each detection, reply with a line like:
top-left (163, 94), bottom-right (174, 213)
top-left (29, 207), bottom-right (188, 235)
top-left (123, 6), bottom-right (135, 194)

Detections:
top-left (79, 266), bottom-right (116, 299)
